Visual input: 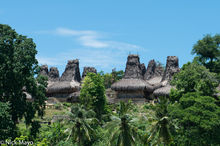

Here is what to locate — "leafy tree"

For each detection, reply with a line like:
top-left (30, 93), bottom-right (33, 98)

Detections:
top-left (29, 120), bottom-right (41, 139)
top-left (105, 102), bottom-right (140, 146)
top-left (192, 34), bottom-right (220, 73)
top-left (80, 73), bottom-right (107, 120)
top-left (170, 62), bottom-right (218, 102)
top-left (169, 92), bottom-right (220, 145)
top-left (0, 102), bottom-right (17, 140)
top-left (0, 24), bottom-right (47, 137)
top-left (111, 69), bottom-right (124, 82)
top-left (65, 104), bottom-right (98, 146)
top-left (99, 69), bottom-right (124, 89)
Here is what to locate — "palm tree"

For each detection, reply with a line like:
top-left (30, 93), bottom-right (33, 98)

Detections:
top-left (146, 96), bottom-right (173, 145)
top-left (105, 101), bottom-right (140, 146)
top-left (65, 104), bottom-right (98, 146)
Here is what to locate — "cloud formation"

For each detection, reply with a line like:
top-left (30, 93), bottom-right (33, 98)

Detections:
top-left (54, 27), bottom-right (140, 50)
top-left (37, 27), bottom-right (145, 72)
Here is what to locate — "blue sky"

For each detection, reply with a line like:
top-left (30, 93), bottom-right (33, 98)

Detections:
top-left (1, 1), bottom-right (220, 74)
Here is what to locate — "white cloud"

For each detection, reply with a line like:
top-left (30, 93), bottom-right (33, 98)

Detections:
top-left (55, 28), bottom-right (96, 36)
top-left (36, 27), bottom-right (146, 72)
top-left (78, 35), bottom-right (108, 48)
top-left (41, 27), bottom-right (144, 50)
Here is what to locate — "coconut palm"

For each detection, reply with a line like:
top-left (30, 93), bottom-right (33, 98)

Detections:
top-left (146, 96), bottom-right (173, 145)
top-left (105, 101), bottom-right (140, 146)
top-left (65, 104), bottom-right (98, 146)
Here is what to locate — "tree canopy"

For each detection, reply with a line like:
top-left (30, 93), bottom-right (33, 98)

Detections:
top-left (169, 92), bottom-right (220, 145)
top-left (0, 24), bottom-right (47, 138)
top-left (192, 34), bottom-right (220, 74)
top-left (170, 62), bottom-right (218, 102)
top-left (80, 72), bottom-right (107, 120)
top-left (0, 102), bottom-right (16, 139)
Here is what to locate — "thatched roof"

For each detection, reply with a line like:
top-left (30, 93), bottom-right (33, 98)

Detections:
top-left (140, 63), bottom-right (146, 77)
top-left (147, 76), bottom-right (162, 85)
top-left (82, 67), bottom-right (97, 78)
top-left (111, 79), bottom-right (154, 92)
top-left (124, 54), bottom-right (143, 79)
top-left (39, 65), bottom-right (48, 77)
top-left (161, 56), bottom-right (180, 82)
top-left (153, 85), bottom-right (173, 97)
top-left (48, 67), bottom-right (59, 81)
top-left (47, 81), bottom-right (80, 95)
top-left (60, 59), bottom-right (81, 82)
top-left (144, 59), bottom-right (156, 80)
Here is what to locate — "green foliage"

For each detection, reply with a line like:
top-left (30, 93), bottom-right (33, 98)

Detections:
top-left (99, 69), bottom-right (124, 89)
top-left (105, 102), bottom-right (141, 146)
top-left (30, 120), bottom-right (41, 139)
top-left (192, 34), bottom-right (220, 74)
top-left (170, 62), bottom-right (218, 101)
top-left (36, 138), bottom-right (49, 146)
top-left (102, 73), bottom-right (113, 88)
top-left (80, 73), bottom-right (107, 120)
top-left (65, 104), bottom-right (98, 146)
top-left (37, 121), bottom-right (68, 146)
top-left (111, 69), bottom-right (124, 82)
top-left (0, 102), bottom-right (17, 140)
top-left (0, 24), bottom-right (47, 138)
top-left (169, 92), bottom-right (220, 145)
top-left (146, 97), bottom-right (173, 145)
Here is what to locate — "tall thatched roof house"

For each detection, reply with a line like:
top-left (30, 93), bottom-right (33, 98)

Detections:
top-left (39, 61), bottom-right (100, 102)
top-left (39, 59), bottom-right (81, 102)
top-left (111, 55), bottom-right (153, 98)
top-left (47, 59), bottom-right (81, 97)
top-left (153, 56), bottom-right (180, 97)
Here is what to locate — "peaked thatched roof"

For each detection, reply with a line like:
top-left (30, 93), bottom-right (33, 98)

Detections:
top-left (144, 59), bottom-right (156, 80)
top-left (161, 56), bottom-right (180, 82)
top-left (111, 79), bottom-right (154, 92)
top-left (60, 59), bottom-right (81, 82)
top-left (39, 65), bottom-right (49, 77)
top-left (47, 81), bottom-right (80, 95)
top-left (153, 85), bottom-right (173, 97)
top-left (48, 67), bottom-right (59, 81)
top-left (124, 54), bottom-right (143, 79)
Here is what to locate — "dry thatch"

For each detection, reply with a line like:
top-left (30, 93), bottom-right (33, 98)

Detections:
top-left (124, 54), bottom-right (143, 79)
top-left (60, 59), bottom-right (81, 82)
top-left (153, 85), bottom-right (173, 97)
top-left (48, 67), bottom-right (59, 81)
top-left (47, 81), bottom-right (80, 95)
top-left (147, 76), bottom-right (162, 85)
top-left (111, 79), bottom-right (154, 92)
top-left (161, 56), bottom-right (180, 82)
top-left (144, 59), bottom-right (156, 80)
top-left (39, 65), bottom-right (48, 76)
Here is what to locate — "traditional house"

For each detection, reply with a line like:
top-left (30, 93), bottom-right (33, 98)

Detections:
top-left (111, 55), bottom-right (154, 99)
top-left (153, 56), bottom-right (180, 97)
